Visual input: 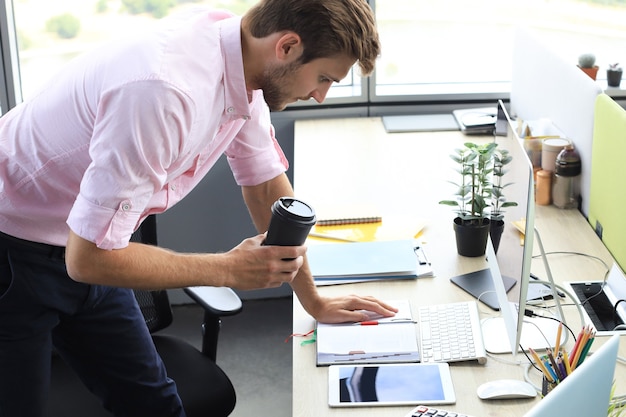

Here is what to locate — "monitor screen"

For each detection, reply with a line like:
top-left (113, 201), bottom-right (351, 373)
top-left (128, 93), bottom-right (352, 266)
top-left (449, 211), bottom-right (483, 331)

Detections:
top-left (481, 100), bottom-right (560, 355)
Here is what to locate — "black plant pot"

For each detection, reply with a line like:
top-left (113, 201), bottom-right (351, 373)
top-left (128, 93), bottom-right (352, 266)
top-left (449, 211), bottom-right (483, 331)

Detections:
top-left (453, 217), bottom-right (490, 257)
top-left (607, 69), bottom-right (623, 87)
top-left (489, 219), bottom-right (505, 254)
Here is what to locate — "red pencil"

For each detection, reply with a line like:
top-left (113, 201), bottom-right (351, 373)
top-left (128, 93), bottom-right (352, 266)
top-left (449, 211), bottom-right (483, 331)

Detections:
top-left (569, 325), bottom-right (587, 368)
top-left (571, 326), bottom-right (591, 369)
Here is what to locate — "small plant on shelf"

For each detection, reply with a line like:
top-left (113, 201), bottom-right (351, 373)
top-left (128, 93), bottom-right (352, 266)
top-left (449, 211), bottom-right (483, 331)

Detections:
top-left (607, 63), bottom-right (623, 88)
top-left (578, 53), bottom-right (599, 80)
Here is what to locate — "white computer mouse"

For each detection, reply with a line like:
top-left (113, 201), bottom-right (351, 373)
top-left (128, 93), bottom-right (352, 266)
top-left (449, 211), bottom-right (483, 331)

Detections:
top-left (476, 379), bottom-right (537, 400)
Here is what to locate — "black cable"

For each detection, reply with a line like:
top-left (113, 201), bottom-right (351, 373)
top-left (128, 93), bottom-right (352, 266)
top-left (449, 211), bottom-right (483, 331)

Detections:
top-left (614, 299), bottom-right (626, 325)
top-left (518, 345), bottom-right (544, 374)
top-left (523, 309), bottom-right (577, 342)
top-left (532, 250), bottom-right (611, 308)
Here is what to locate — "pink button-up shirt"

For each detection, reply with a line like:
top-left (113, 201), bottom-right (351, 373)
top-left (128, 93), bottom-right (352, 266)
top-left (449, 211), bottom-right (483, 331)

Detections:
top-left (0, 11), bottom-right (288, 249)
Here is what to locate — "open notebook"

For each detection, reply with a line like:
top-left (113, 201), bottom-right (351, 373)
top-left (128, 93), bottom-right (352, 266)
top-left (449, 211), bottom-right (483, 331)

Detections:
top-left (316, 300), bottom-right (420, 366)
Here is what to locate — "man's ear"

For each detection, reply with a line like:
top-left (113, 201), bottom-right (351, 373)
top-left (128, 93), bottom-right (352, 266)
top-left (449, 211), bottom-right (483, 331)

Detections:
top-left (275, 32), bottom-right (303, 62)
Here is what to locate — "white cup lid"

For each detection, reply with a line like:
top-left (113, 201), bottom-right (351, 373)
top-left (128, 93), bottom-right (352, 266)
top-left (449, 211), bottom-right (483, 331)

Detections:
top-left (542, 138), bottom-right (570, 151)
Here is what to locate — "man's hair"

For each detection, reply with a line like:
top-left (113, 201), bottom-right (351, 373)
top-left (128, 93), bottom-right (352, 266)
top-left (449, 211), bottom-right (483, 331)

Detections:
top-left (243, 0), bottom-right (380, 76)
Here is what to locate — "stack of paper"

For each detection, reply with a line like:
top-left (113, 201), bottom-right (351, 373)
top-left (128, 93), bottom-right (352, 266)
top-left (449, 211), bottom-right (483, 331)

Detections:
top-left (452, 107), bottom-right (497, 135)
top-left (316, 300), bottom-right (420, 366)
top-left (307, 239), bottom-right (432, 286)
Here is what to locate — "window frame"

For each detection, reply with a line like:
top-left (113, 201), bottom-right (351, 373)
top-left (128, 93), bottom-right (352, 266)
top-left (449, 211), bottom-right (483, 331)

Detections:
top-left (0, 0), bottom-right (21, 113)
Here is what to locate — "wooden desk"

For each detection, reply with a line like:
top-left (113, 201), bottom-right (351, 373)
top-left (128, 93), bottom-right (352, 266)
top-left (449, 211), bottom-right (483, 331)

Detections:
top-left (291, 117), bottom-right (624, 417)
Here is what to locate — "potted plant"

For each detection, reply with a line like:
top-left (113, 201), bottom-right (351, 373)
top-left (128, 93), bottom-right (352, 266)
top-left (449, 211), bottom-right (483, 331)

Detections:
top-left (439, 141), bottom-right (497, 257)
top-left (490, 147), bottom-right (518, 253)
top-left (607, 63), bottom-right (623, 87)
top-left (578, 53), bottom-right (599, 80)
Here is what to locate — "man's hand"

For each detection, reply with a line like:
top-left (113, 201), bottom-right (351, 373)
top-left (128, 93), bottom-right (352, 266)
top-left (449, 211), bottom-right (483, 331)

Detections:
top-left (220, 234), bottom-right (308, 290)
top-left (307, 295), bottom-right (399, 324)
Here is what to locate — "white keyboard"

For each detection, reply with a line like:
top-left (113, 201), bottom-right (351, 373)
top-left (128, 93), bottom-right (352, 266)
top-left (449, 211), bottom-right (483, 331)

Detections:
top-left (418, 301), bottom-right (487, 364)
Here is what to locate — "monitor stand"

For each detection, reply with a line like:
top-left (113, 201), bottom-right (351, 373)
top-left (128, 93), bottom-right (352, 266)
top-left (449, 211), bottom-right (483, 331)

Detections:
top-left (481, 310), bottom-right (561, 353)
top-left (450, 269), bottom-right (516, 311)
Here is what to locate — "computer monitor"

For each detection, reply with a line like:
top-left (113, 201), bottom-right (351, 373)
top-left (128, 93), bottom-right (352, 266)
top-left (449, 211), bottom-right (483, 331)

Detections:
top-left (480, 100), bottom-right (561, 355)
top-left (523, 334), bottom-right (620, 417)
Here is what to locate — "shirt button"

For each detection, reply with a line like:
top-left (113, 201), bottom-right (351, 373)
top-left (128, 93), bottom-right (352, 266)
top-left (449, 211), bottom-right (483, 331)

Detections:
top-left (121, 203), bottom-right (131, 211)
top-left (170, 184), bottom-right (177, 191)
top-left (226, 107), bottom-right (234, 113)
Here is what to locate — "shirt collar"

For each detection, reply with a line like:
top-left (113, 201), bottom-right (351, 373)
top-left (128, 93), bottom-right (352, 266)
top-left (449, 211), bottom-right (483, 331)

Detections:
top-left (219, 16), bottom-right (254, 120)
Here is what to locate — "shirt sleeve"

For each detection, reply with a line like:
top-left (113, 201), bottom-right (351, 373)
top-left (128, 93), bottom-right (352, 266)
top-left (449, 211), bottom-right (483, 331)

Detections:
top-left (225, 91), bottom-right (289, 186)
top-left (67, 80), bottom-right (194, 250)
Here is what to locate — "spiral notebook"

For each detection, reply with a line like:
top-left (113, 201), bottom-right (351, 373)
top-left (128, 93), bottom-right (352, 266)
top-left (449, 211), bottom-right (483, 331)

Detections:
top-left (314, 204), bottom-right (382, 226)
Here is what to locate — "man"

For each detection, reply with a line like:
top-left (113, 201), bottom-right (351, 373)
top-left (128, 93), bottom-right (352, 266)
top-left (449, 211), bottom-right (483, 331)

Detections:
top-left (0, 0), bottom-right (397, 415)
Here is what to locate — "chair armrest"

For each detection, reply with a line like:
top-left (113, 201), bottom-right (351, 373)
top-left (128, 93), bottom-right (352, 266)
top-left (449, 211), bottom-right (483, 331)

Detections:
top-left (184, 286), bottom-right (242, 317)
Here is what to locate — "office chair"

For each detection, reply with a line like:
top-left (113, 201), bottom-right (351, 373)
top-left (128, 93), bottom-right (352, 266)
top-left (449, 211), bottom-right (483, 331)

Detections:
top-left (46, 215), bottom-right (243, 417)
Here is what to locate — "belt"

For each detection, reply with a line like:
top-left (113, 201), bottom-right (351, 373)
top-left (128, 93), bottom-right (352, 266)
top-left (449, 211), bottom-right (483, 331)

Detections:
top-left (0, 230), bottom-right (66, 260)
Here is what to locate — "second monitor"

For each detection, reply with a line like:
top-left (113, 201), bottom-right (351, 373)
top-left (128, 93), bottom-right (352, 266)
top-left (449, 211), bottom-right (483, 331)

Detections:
top-left (483, 100), bottom-right (561, 355)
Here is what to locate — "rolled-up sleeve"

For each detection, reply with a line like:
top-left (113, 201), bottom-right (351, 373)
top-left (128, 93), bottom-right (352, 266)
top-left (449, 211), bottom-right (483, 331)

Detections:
top-left (225, 93), bottom-right (289, 186)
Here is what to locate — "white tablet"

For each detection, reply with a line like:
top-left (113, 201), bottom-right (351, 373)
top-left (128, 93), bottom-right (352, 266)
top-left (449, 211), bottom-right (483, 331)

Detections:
top-left (328, 363), bottom-right (456, 407)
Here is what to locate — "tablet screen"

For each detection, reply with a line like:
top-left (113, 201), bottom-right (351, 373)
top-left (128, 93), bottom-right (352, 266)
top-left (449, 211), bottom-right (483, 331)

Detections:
top-left (328, 363), bottom-right (455, 407)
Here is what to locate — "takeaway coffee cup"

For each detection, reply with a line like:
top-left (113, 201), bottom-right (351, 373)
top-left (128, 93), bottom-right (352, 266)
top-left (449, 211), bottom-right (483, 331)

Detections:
top-left (264, 197), bottom-right (316, 246)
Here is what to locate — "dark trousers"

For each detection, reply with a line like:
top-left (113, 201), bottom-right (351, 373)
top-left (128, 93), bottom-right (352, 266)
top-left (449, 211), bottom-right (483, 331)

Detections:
top-left (0, 231), bottom-right (185, 417)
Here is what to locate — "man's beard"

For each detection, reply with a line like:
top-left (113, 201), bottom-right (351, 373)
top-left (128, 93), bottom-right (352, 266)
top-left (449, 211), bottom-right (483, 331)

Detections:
top-left (255, 61), bottom-right (302, 111)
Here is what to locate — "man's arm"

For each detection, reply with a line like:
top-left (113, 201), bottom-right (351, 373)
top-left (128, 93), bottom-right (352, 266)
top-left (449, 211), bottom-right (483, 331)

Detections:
top-left (65, 225), bottom-right (306, 291)
top-left (242, 173), bottom-right (398, 323)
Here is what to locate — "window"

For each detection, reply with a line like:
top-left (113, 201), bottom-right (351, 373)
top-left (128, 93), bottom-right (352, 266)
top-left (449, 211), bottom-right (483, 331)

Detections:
top-left (2, 0), bottom-right (626, 113)
top-left (7, 0), bottom-right (259, 102)
top-left (373, 0), bottom-right (626, 101)
top-left (3, 0), bottom-right (366, 109)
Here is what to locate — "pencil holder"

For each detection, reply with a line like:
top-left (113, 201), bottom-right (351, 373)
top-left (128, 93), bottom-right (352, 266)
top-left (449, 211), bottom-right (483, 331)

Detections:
top-left (541, 377), bottom-right (557, 397)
